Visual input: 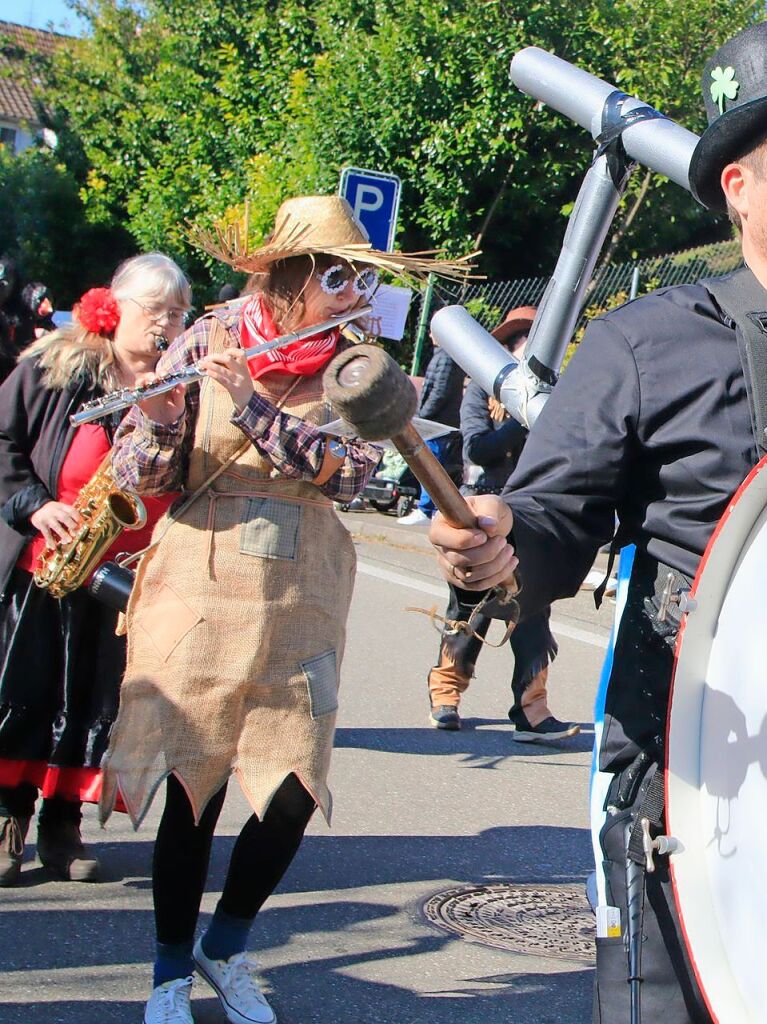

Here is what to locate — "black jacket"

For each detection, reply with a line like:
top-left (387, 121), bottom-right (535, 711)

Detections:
top-left (461, 377), bottom-right (527, 492)
top-left (502, 282), bottom-right (756, 769)
top-left (418, 348), bottom-right (464, 429)
top-left (0, 358), bottom-right (97, 596)
top-left (506, 283), bottom-right (754, 617)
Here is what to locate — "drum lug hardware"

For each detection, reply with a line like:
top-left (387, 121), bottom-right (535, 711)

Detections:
top-left (657, 574), bottom-right (696, 623)
top-left (640, 817), bottom-right (680, 872)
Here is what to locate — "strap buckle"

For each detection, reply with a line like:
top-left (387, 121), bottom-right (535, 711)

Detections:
top-left (656, 572), bottom-right (697, 623)
top-left (640, 817), bottom-right (681, 873)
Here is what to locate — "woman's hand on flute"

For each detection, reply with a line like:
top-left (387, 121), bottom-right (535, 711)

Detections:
top-left (136, 373), bottom-right (186, 426)
top-left (199, 348), bottom-right (254, 414)
top-left (429, 494), bottom-right (517, 590)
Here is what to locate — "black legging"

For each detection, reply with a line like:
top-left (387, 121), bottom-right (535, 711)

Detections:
top-left (153, 772), bottom-right (316, 945)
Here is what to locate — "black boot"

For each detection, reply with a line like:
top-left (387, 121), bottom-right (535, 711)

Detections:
top-left (0, 815), bottom-right (30, 887)
top-left (37, 800), bottom-right (100, 882)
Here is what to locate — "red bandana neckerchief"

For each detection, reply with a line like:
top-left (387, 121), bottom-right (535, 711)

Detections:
top-left (239, 293), bottom-right (340, 380)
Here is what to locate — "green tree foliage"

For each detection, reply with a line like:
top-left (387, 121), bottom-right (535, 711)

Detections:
top-left (37, 0), bottom-right (760, 301)
top-left (0, 145), bottom-right (133, 306)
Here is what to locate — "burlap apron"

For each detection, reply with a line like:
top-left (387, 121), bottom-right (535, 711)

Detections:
top-left (101, 317), bottom-right (356, 827)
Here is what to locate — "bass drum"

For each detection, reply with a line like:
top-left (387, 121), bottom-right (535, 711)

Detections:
top-left (667, 456), bottom-right (767, 1023)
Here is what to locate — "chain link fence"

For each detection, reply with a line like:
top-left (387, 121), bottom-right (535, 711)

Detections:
top-left (425, 237), bottom-right (742, 334)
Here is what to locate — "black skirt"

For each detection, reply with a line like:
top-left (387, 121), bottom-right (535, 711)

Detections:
top-left (0, 566), bottom-right (125, 769)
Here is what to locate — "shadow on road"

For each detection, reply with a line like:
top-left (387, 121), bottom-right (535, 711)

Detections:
top-left (335, 723), bottom-right (595, 759)
top-left (1, 819), bottom-right (594, 1023)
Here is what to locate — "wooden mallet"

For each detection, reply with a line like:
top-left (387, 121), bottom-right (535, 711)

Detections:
top-left (323, 344), bottom-right (519, 601)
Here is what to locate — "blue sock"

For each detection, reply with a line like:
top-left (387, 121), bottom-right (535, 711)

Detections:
top-left (201, 905), bottom-right (254, 962)
top-left (154, 941), bottom-right (194, 988)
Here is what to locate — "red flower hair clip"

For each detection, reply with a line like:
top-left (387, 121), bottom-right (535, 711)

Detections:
top-left (77, 287), bottom-right (121, 336)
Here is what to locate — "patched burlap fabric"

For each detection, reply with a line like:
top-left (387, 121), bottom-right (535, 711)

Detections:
top-left (101, 314), bottom-right (356, 828)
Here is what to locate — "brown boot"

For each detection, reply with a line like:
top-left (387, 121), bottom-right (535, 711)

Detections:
top-left (0, 815), bottom-right (30, 887)
top-left (37, 818), bottom-right (100, 882)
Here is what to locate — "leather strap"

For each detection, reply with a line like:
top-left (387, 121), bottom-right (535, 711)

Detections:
top-left (703, 264), bottom-right (767, 454)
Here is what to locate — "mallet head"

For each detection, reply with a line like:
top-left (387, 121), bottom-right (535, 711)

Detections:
top-left (323, 344), bottom-right (418, 441)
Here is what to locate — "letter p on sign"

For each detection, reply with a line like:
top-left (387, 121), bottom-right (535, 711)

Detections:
top-left (354, 185), bottom-right (384, 218)
top-left (339, 167), bottom-right (401, 252)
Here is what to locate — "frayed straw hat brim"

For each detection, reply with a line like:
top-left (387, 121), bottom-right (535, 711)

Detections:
top-left (188, 196), bottom-right (480, 283)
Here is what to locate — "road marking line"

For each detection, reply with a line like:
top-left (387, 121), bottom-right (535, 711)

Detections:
top-left (356, 560), bottom-right (609, 650)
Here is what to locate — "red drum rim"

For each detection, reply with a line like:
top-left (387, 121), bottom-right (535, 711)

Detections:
top-left (667, 454), bottom-right (767, 1024)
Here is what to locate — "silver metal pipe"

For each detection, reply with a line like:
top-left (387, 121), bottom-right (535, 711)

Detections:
top-left (431, 49), bottom-right (701, 429)
top-left (523, 154), bottom-right (627, 389)
top-left (430, 306), bottom-right (549, 429)
top-left (510, 47), bottom-right (699, 191)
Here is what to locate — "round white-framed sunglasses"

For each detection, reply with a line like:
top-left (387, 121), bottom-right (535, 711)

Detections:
top-left (316, 264), bottom-right (379, 296)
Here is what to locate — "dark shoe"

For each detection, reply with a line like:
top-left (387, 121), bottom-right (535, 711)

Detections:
top-left (429, 705), bottom-right (461, 730)
top-left (511, 714), bottom-right (580, 743)
top-left (37, 819), bottom-right (100, 882)
top-left (0, 815), bottom-right (30, 887)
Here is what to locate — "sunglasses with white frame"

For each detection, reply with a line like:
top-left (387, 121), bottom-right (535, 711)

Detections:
top-left (316, 264), bottom-right (379, 296)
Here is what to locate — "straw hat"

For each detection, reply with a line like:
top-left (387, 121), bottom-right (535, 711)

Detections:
top-left (189, 195), bottom-right (478, 283)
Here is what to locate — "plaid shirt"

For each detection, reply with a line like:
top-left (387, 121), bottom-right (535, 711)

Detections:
top-left (112, 312), bottom-right (382, 502)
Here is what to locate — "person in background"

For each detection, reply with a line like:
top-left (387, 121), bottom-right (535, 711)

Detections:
top-left (398, 340), bottom-right (464, 525)
top-left (0, 258), bottom-right (22, 383)
top-left (427, 306), bottom-right (578, 741)
top-left (0, 253), bottom-right (191, 887)
top-left (217, 282), bottom-right (240, 303)
top-left (19, 282), bottom-right (56, 342)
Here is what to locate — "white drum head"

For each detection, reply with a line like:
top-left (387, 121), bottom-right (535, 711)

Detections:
top-left (668, 457), bottom-right (767, 1023)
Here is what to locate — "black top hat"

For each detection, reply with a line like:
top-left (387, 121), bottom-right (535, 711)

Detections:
top-left (689, 22), bottom-right (767, 211)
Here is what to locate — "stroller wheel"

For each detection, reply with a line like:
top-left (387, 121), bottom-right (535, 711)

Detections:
top-left (396, 495), bottom-right (414, 518)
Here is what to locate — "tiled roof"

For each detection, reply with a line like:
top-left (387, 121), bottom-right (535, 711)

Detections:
top-left (0, 21), bottom-right (66, 126)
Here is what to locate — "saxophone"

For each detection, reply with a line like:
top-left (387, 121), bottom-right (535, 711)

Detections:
top-left (33, 453), bottom-right (147, 599)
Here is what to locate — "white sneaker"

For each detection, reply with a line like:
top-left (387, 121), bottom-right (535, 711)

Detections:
top-left (144, 976), bottom-right (195, 1024)
top-left (193, 939), bottom-right (276, 1024)
top-left (397, 508), bottom-right (431, 525)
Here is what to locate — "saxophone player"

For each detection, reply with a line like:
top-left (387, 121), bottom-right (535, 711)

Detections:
top-left (0, 252), bottom-right (191, 886)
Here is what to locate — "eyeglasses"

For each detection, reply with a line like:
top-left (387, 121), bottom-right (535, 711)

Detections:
top-left (129, 297), bottom-right (190, 327)
top-left (316, 264), bottom-right (379, 296)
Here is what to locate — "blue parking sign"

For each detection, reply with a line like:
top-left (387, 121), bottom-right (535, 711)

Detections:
top-left (339, 167), bottom-right (402, 252)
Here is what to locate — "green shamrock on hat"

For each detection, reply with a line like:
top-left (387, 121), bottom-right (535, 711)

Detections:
top-left (711, 66), bottom-right (739, 115)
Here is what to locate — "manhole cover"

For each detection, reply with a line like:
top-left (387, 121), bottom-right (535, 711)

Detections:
top-left (422, 883), bottom-right (596, 962)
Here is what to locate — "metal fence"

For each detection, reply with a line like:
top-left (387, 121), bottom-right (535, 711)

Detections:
top-left (427, 237), bottom-right (742, 333)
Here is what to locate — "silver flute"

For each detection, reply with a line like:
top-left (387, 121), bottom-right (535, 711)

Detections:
top-left (70, 305), bottom-right (372, 426)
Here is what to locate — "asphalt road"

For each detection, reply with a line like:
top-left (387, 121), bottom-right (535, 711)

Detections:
top-left (0, 509), bottom-right (616, 1024)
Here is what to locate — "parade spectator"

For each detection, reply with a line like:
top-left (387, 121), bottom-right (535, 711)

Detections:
top-left (0, 257), bottom-right (22, 383)
top-left (217, 282), bottom-right (240, 303)
top-left (429, 22), bottom-right (767, 1020)
top-left (427, 307), bottom-right (578, 741)
top-left (0, 253), bottom-right (191, 887)
top-left (399, 342), bottom-right (464, 524)
top-left (20, 281), bottom-right (56, 342)
top-left (99, 196), bottom-right (463, 1024)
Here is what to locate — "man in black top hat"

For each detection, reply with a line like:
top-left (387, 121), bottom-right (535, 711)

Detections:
top-left (429, 21), bottom-right (767, 1024)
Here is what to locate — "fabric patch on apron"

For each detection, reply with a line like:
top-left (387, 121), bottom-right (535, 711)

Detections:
top-left (134, 582), bottom-right (204, 661)
top-left (239, 497), bottom-right (302, 560)
top-left (301, 650), bottom-right (338, 718)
